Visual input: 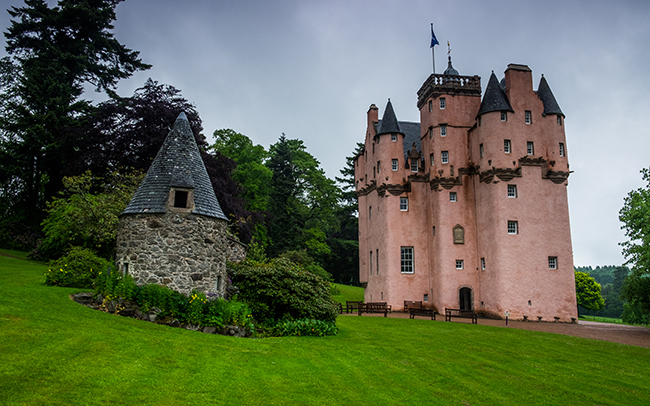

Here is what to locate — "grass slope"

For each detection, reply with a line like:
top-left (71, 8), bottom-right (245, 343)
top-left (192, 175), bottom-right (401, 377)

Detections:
top-left (1, 251), bottom-right (648, 405)
top-left (331, 283), bottom-right (364, 304)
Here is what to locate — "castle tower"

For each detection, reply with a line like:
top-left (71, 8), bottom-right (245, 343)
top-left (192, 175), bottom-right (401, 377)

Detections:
top-left (115, 112), bottom-right (244, 296)
top-left (417, 57), bottom-right (483, 312)
top-left (356, 60), bottom-right (577, 321)
top-left (471, 64), bottom-right (575, 320)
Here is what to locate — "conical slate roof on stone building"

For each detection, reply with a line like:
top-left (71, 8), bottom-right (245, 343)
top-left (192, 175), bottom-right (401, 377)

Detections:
top-left (376, 100), bottom-right (402, 135)
top-left (122, 112), bottom-right (228, 220)
top-left (477, 72), bottom-right (514, 116)
top-left (536, 75), bottom-right (564, 117)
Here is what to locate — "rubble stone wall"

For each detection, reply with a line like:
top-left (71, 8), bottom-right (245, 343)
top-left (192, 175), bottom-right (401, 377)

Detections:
top-left (115, 212), bottom-right (243, 296)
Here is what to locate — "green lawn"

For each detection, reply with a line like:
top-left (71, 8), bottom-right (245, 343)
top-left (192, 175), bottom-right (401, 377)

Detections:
top-left (331, 282), bottom-right (364, 304)
top-left (1, 251), bottom-right (649, 405)
top-left (579, 315), bottom-right (627, 325)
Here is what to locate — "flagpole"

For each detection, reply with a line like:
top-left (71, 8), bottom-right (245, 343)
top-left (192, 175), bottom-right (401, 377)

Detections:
top-left (431, 23), bottom-right (436, 74)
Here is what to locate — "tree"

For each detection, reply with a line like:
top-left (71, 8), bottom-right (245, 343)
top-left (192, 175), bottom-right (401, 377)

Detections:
top-left (575, 271), bottom-right (605, 314)
top-left (0, 0), bottom-right (150, 229)
top-left (619, 167), bottom-right (650, 324)
top-left (266, 134), bottom-right (339, 258)
top-left (36, 170), bottom-right (143, 260)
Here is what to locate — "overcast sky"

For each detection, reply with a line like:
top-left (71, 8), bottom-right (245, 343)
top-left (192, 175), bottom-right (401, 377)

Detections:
top-left (1, 0), bottom-right (649, 268)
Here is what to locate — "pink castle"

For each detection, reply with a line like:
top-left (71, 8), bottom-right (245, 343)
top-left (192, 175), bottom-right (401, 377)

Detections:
top-left (355, 60), bottom-right (578, 321)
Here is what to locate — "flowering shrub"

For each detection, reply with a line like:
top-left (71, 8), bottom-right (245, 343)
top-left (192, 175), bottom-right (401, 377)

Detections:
top-left (45, 247), bottom-right (110, 288)
top-left (272, 319), bottom-right (338, 337)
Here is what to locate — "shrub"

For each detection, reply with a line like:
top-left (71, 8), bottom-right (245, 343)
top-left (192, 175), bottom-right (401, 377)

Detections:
top-left (272, 319), bottom-right (338, 337)
top-left (228, 258), bottom-right (339, 325)
top-left (45, 247), bottom-right (110, 288)
top-left (203, 296), bottom-right (253, 330)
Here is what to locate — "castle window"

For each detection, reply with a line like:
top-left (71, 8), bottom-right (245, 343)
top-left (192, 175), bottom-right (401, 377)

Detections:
top-left (508, 220), bottom-right (518, 234)
top-left (432, 226), bottom-right (436, 236)
top-left (525, 110), bottom-right (532, 124)
top-left (392, 159), bottom-right (398, 171)
top-left (557, 115), bottom-right (562, 125)
top-left (501, 111), bottom-right (507, 121)
top-left (428, 127), bottom-right (433, 139)
top-left (453, 224), bottom-right (465, 244)
top-left (440, 98), bottom-right (446, 109)
top-left (456, 260), bottom-right (464, 270)
top-left (411, 158), bottom-right (418, 172)
top-left (480, 143), bottom-right (484, 158)
top-left (559, 143), bottom-right (565, 157)
top-left (428, 100), bottom-right (433, 112)
top-left (507, 184), bottom-right (517, 198)
top-left (400, 247), bottom-right (414, 273)
top-left (548, 256), bottom-right (558, 269)
top-left (400, 197), bottom-right (409, 211)
top-left (122, 263), bottom-right (128, 276)
top-left (441, 151), bottom-right (449, 164)
top-left (373, 167), bottom-right (376, 178)
top-left (423, 294), bottom-right (428, 302)
top-left (527, 141), bottom-right (534, 155)
top-left (478, 116), bottom-right (481, 126)
top-left (481, 257), bottom-right (486, 270)
top-left (440, 125), bottom-right (447, 137)
top-left (377, 161), bottom-right (381, 173)
top-left (369, 251), bottom-right (373, 276)
top-left (372, 143), bottom-right (375, 154)
top-left (430, 153), bottom-right (434, 166)
top-left (174, 190), bottom-right (189, 208)
top-left (369, 206), bottom-right (372, 220)
top-left (376, 249), bottom-right (379, 275)
top-left (391, 134), bottom-right (397, 142)
top-left (449, 192), bottom-right (457, 202)
top-left (504, 140), bottom-right (511, 154)
top-left (216, 275), bottom-right (222, 291)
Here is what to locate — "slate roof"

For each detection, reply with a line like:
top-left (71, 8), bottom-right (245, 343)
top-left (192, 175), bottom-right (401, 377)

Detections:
top-left (376, 100), bottom-right (402, 135)
top-left (122, 112), bottom-right (228, 220)
top-left (536, 75), bottom-right (564, 117)
top-left (443, 56), bottom-right (459, 76)
top-left (477, 72), bottom-right (514, 116)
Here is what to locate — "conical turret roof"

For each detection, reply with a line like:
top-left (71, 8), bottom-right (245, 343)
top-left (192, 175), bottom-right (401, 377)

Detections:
top-left (536, 75), bottom-right (564, 117)
top-left (122, 112), bottom-right (228, 220)
top-left (478, 72), bottom-right (514, 116)
top-left (376, 100), bottom-right (402, 136)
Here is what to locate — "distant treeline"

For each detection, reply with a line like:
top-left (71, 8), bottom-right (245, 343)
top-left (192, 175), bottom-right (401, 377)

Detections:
top-left (575, 265), bottom-right (629, 318)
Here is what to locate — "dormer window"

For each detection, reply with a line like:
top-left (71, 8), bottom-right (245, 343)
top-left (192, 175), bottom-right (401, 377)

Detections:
top-left (169, 188), bottom-right (194, 212)
top-left (174, 190), bottom-right (189, 208)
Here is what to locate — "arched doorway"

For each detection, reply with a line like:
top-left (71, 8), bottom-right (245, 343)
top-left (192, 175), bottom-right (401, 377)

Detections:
top-left (459, 287), bottom-right (473, 311)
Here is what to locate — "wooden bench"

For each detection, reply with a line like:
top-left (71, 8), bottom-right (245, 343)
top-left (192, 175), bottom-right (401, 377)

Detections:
top-left (358, 302), bottom-right (390, 317)
top-left (343, 301), bottom-right (363, 314)
top-left (404, 300), bottom-right (423, 311)
top-left (409, 307), bottom-right (437, 320)
top-left (445, 308), bottom-right (478, 324)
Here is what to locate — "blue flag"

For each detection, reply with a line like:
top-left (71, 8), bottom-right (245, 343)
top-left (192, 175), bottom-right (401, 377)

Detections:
top-left (430, 25), bottom-right (439, 48)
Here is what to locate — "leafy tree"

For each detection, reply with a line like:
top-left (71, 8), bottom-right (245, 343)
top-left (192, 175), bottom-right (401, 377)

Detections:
top-left (575, 271), bottom-right (605, 314)
top-left (266, 134), bottom-right (339, 258)
top-left (0, 0), bottom-right (150, 228)
top-left (36, 170), bottom-right (143, 260)
top-left (619, 167), bottom-right (650, 324)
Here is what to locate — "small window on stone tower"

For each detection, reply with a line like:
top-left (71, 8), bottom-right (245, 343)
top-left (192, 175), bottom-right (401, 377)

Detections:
top-left (449, 192), bottom-right (457, 202)
top-left (377, 161), bottom-right (381, 173)
top-left (428, 127), bottom-right (433, 139)
top-left (557, 115), bottom-right (562, 125)
top-left (122, 263), bottom-right (128, 276)
top-left (501, 111), bottom-right (507, 121)
top-left (481, 257), bottom-right (486, 270)
top-left (174, 190), bottom-right (189, 208)
top-left (456, 260), bottom-right (464, 270)
top-left (480, 143), bottom-right (484, 158)
top-left (525, 111), bottom-right (532, 124)
top-left (504, 140), bottom-right (511, 154)
top-left (440, 125), bottom-right (447, 137)
top-left (440, 98), bottom-right (446, 109)
top-left (507, 184), bottom-right (517, 198)
top-left (392, 159), bottom-right (398, 171)
top-left (559, 143), bottom-right (565, 157)
top-left (391, 134), bottom-right (397, 142)
top-left (400, 197), bottom-right (409, 211)
top-left (527, 141), bottom-right (534, 155)
top-left (430, 153), bottom-right (434, 166)
top-left (508, 220), bottom-right (518, 234)
top-left (428, 100), bottom-right (433, 112)
top-left (441, 151), bottom-right (449, 164)
top-left (548, 256), bottom-right (558, 269)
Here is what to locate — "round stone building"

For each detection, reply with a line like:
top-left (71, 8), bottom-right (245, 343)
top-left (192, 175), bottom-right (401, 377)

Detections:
top-left (115, 112), bottom-right (245, 296)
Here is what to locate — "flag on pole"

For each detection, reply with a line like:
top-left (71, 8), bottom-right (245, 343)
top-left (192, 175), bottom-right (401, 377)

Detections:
top-left (430, 24), bottom-right (439, 48)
